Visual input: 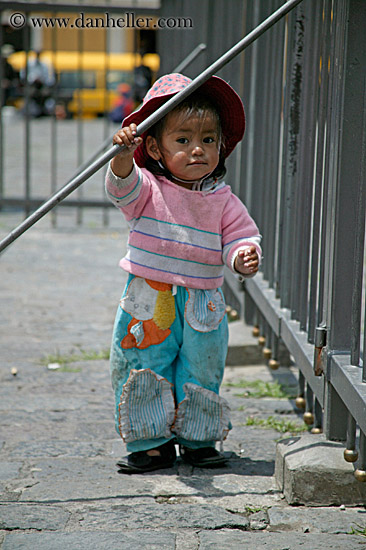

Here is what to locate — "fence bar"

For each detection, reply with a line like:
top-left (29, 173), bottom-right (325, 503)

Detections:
top-left (326, 0), bottom-right (365, 351)
top-left (350, 72), bottom-right (366, 366)
top-left (344, 413), bottom-right (358, 463)
top-left (250, 2), bottom-right (270, 279)
top-left (268, 330), bottom-right (279, 370)
top-left (266, 4), bottom-right (283, 289)
top-left (24, 27), bottom-right (31, 219)
top-left (260, 1), bottom-right (283, 288)
top-left (50, 20), bottom-right (58, 228)
top-left (296, 371), bottom-right (306, 410)
top-left (355, 431), bottom-right (366, 482)
top-left (296, 2), bottom-right (321, 333)
top-left (0, 0), bottom-right (304, 255)
top-left (312, 399), bottom-right (323, 433)
top-left (277, 11), bottom-right (298, 310)
top-left (316, 0), bottom-right (336, 335)
top-left (363, 308), bottom-right (366, 382)
top-left (172, 43), bottom-right (206, 73)
top-left (241, 1), bottom-right (260, 213)
top-left (0, 197), bottom-right (115, 209)
top-left (308, 0), bottom-right (332, 343)
top-left (102, 25), bottom-right (111, 227)
top-left (288, 4), bottom-right (305, 323)
top-left (305, 383), bottom-right (314, 425)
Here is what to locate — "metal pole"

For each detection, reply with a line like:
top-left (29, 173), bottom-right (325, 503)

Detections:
top-left (0, 0), bottom-right (304, 254)
top-left (172, 42), bottom-right (206, 73)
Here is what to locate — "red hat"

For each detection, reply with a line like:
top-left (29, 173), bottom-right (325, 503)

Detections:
top-left (122, 73), bottom-right (245, 168)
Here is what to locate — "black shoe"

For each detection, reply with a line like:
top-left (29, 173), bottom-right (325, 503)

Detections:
top-left (179, 445), bottom-right (227, 468)
top-left (116, 440), bottom-right (176, 474)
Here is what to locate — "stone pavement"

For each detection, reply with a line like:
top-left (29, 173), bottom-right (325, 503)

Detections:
top-left (0, 216), bottom-right (365, 549)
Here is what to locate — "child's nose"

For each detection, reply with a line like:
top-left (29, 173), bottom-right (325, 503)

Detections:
top-left (192, 144), bottom-right (204, 155)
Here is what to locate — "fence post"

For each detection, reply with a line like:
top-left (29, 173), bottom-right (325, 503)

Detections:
top-left (277, 7), bottom-right (304, 312)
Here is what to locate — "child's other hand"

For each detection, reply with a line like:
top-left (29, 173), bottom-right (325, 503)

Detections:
top-left (234, 246), bottom-right (259, 276)
top-left (111, 124), bottom-right (143, 178)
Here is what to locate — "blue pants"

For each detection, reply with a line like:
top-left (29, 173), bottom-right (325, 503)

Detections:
top-left (110, 274), bottom-right (230, 452)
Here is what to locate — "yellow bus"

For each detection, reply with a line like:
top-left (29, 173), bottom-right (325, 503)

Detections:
top-left (8, 50), bottom-right (160, 118)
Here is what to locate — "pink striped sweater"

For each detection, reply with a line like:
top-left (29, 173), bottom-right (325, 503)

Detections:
top-left (105, 163), bottom-right (261, 290)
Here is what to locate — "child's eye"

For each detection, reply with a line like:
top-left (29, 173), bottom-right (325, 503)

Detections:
top-left (203, 136), bottom-right (216, 144)
top-left (177, 137), bottom-right (188, 144)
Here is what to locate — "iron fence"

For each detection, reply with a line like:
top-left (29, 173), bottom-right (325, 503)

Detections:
top-left (219, 0), bottom-right (366, 480)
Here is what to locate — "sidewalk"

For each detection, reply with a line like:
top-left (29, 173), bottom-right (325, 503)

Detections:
top-left (0, 218), bottom-right (365, 549)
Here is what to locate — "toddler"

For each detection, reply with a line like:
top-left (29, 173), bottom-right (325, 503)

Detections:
top-left (105, 73), bottom-right (261, 474)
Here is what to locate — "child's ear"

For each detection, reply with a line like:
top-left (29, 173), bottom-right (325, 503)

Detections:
top-left (146, 136), bottom-right (161, 161)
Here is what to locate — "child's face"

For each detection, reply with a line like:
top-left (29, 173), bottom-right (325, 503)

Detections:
top-left (147, 109), bottom-right (220, 185)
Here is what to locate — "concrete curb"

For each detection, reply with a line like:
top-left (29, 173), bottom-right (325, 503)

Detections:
top-left (275, 434), bottom-right (366, 506)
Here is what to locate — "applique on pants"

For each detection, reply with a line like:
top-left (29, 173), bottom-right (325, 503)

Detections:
top-left (118, 368), bottom-right (175, 443)
top-left (185, 288), bottom-right (226, 332)
top-left (120, 277), bottom-right (176, 349)
top-left (173, 383), bottom-right (231, 442)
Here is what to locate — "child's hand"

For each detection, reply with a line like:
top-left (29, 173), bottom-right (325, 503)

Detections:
top-left (113, 124), bottom-right (143, 153)
top-left (111, 124), bottom-right (143, 178)
top-left (234, 246), bottom-right (259, 276)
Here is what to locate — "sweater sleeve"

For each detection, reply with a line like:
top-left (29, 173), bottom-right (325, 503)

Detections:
top-left (105, 160), bottom-right (151, 221)
top-left (221, 193), bottom-right (262, 277)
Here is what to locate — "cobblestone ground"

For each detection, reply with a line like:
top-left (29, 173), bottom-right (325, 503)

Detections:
top-left (0, 116), bottom-right (365, 548)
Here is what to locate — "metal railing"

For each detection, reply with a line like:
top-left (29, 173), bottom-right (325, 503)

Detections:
top-left (220, 0), bottom-right (366, 481)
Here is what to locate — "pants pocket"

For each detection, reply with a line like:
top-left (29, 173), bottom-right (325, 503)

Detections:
top-left (172, 383), bottom-right (231, 442)
top-left (184, 288), bottom-right (226, 332)
top-left (118, 368), bottom-right (175, 443)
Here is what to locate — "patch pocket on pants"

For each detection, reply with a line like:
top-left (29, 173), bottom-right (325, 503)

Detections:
top-left (172, 383), bottom-right (231, 442)
top-left (185, 288), bottom-right (226, 332)
top-left (118, 368), bottom-right (175, 443)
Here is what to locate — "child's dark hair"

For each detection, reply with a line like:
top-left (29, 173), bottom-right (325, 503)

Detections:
top-left (145, 92), bottom-right (226, 181)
